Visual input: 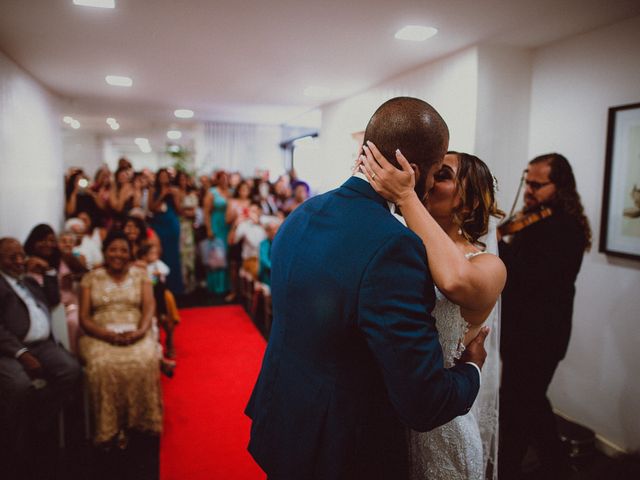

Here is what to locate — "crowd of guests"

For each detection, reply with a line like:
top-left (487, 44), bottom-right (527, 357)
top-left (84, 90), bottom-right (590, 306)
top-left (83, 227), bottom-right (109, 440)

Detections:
top-left (0, 157), bottom-right (310, 479)
top-left (65, 158), bottom-right (306, 301)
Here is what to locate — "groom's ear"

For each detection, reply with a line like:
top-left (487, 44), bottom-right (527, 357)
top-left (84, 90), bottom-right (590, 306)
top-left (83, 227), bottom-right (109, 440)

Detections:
top-left (411, 163), bottom-right (431, 202)
top-left (410, 163), bottom-right (421, 180)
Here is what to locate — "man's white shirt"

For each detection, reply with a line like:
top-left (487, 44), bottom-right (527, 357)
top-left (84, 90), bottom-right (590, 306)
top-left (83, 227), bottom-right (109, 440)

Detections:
top-left (0, 272), bottom-right (51, 345)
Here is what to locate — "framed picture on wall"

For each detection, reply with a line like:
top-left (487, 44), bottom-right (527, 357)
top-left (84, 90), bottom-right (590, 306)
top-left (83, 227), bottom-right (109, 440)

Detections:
top-left (600, 102), bottom-right (640, 260)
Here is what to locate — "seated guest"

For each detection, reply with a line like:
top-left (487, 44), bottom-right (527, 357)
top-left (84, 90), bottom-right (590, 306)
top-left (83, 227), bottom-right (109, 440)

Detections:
top-left (228, 203), bottom-right (267, 280)
top-left (25, 225), bottom-right (89, 353)
top-left (57, 231), bottom-right (89, 354)
top-left (126, 209), bottom-right (163, 254)
top-left (67, 212), bottom-right (104, 269)
top-left (78, 230), bottom-right (162, 447)
top-left (58, 229), bottom-right (87, 268)
top-left (123, 215), bottom-right (154, 260)
top-left (0, 237), bottom-right (81, 480)
top-left (126, 214), bottom-right (179, 357)
top-left (23, 224), bottom-right (61, 276)
top-left (140, 244), bottom-right (170, 286)
top-left (137, 243), bottom-right (179, 370)
top-left (25, 224), bottom-right (87, 285)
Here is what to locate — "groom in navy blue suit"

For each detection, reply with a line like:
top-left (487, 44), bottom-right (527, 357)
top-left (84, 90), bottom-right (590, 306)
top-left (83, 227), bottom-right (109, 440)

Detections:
top-left (246, 97), bottom-right (487, 479)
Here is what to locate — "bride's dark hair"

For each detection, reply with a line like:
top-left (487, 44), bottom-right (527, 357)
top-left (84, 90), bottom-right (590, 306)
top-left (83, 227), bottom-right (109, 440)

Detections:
top-left (447, 151), bottom-right (504, 248)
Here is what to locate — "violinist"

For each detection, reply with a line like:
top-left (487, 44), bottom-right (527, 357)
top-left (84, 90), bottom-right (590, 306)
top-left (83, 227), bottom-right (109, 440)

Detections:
top-left (498, 153), bottom-right (591, 479)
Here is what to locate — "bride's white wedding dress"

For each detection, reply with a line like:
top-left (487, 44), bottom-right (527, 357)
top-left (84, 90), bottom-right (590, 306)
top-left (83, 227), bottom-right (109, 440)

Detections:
top-left (409, 252), bottom-right (500, 480)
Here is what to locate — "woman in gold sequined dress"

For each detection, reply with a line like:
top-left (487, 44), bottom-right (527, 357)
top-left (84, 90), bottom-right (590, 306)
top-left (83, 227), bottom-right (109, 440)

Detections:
top-left (79, 230), bottom-right (162, 446)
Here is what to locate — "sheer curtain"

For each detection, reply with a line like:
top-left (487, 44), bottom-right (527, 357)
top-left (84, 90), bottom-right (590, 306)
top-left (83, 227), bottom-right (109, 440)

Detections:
top-left (198, 122), bottom-right (285, 178)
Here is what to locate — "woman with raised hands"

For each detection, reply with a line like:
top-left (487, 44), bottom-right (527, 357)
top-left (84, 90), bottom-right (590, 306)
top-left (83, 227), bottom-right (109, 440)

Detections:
top-left (359, 142), bottom-right (506, 480)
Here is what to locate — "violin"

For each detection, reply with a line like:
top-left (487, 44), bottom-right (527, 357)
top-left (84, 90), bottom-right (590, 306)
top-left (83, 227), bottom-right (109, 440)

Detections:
top-left (498, 206), bottom-right (553, 236)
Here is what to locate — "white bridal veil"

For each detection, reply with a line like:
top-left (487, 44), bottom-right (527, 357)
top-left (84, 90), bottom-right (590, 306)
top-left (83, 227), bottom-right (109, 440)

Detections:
top-left (471, 215), bottom-right (501, 479)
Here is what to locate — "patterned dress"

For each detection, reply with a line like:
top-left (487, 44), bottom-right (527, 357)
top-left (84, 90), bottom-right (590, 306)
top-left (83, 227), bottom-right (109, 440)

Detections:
top-left (79, 267), bottom-right (163, 445)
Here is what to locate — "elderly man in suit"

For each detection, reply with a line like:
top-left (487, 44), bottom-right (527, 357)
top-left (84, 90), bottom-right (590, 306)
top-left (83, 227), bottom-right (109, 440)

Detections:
top-left (0, 237), bottom-right (81, 480)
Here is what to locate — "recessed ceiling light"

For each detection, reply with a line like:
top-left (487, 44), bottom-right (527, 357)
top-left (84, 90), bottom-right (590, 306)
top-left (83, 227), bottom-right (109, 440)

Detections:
top-left (304, 86), bottom-right (331, 98)
top-left (63, 116), bottom-right (73, 124)
top-left (134, 137), bottom-right (152, 153)
top-left (394, 25), bottom-right (438, 42)
top-left (73, 0), bottom-right (115, 9)
top-left (106, 117), bottom-right (116, 124)
top-left (110, 123), bottom-right (120, 130)
top-left (105, 75), bottom-right (133, 87)
top-left (174, 109), bottom-right (194, 119)
top-left (167, 130), bottom-right (182, 140)
top-left (70, 120), bottom-right (81, 129)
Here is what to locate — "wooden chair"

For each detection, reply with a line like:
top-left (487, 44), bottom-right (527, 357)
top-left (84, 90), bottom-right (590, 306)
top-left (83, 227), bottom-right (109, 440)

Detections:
top-left (239, 269), bottom-right (254, 315)
top-left (263, 286), bottom-right (272, 339)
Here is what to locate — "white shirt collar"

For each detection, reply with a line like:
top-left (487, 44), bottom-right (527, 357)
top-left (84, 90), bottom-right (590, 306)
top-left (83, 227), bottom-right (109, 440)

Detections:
top-left (0, 271), bottom-right (20, 287)
top-left (352, 173), bottom-right (407, 227)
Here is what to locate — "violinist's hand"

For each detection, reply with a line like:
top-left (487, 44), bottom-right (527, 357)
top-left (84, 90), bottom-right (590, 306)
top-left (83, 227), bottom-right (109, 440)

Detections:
top-left (359, 141), bottom-right (417, 207)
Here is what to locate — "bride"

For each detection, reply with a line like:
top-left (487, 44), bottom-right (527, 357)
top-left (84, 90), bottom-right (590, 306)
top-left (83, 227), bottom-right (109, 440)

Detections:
top-left (359, 142), bottom-right (506, 480)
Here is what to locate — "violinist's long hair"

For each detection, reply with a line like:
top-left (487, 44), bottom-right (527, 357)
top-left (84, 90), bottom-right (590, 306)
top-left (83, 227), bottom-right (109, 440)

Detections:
top-left (448, 152), bottom-right (505, 249)
top-left (530, 153), bottom-right (592, 251)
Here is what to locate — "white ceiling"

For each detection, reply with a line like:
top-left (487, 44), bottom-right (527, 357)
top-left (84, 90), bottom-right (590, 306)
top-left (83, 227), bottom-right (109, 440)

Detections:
top-left (1, 0), bottom-right (640, 131)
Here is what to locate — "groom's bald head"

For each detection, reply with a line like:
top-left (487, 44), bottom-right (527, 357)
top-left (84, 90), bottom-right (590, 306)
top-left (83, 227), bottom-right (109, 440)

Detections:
top-left (363, 97), bottom-right (449, 198)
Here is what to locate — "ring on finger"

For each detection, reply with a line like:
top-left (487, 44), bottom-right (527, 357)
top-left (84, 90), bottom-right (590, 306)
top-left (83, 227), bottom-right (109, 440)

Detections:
top-left (372, 172), bottom-right (377, 180)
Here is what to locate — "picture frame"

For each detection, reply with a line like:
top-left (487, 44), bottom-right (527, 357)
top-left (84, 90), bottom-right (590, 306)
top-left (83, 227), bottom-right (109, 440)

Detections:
top-left (599, 102), bottom-right (640, 260)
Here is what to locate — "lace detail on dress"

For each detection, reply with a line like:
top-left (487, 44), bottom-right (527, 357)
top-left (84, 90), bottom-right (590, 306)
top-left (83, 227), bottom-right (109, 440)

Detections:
top-left (409, 288), bottom-right (483, 479)
top-left (432, 289), bottom-right (469, 368)
top-left (409, 252), bottom-right (492, 480)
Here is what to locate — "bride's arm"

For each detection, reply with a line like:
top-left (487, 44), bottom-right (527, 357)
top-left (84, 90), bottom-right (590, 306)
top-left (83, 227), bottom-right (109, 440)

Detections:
top-left (361, 142), bottom-right (506, 320)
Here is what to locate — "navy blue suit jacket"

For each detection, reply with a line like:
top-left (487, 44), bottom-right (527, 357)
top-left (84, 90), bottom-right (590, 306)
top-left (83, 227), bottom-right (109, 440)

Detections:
top-left (246, 177), bottom-right (480, 479)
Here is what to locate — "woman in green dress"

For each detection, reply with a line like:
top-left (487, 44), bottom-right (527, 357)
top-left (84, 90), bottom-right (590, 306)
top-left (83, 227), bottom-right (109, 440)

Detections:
top-left (203, 171), bottom-right (231, 295)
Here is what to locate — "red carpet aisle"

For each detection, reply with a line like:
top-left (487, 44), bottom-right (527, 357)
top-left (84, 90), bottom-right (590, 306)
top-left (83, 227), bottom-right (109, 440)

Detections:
top-left (160, 306), bottom-right (267, 480)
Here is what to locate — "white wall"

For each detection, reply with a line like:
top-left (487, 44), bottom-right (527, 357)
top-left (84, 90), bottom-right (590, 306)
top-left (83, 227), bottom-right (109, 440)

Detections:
top-left (195, 122), bottom-right (285, 179)
top-left (62, 129), bottom-right (104, 177)
top-left (0, 50), bottom-right (63, 240)
top-left (529, 16), bottom-right (640, 452)
top-left (319, 47), bottom-right (479, 193)
top-left (475, 45), bottom-right (533, 212)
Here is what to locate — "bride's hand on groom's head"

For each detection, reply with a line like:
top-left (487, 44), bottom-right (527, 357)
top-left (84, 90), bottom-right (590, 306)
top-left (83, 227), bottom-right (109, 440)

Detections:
top-left (459, 326), bottom-right (490, 370)
top-left (360, 141), bottom-right (417, 206)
